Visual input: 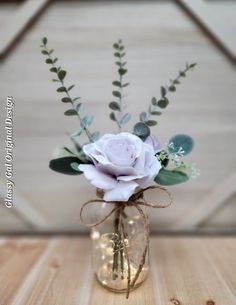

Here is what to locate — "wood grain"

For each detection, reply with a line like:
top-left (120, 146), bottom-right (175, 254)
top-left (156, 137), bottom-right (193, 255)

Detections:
top-left (176, 0), bottom-right (236, 62)
top-left (0, 0), bottom-right (50, 59)
top-left (0, 236), bottom-right (236, 305)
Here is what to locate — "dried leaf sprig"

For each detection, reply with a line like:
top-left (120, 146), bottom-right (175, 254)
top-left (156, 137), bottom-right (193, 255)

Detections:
top-left (109, 40), bottom-right (131, 131)
top-left (40, 37), bottom-right (99, 143)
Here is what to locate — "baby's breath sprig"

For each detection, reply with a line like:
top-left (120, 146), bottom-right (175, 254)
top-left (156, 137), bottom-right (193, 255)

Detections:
top-left (133, 62), bottom-right (196, 140)
top-left (40, 37), bottom-right (99, 143)
top-left (109, 40), bottom-right (131, 131)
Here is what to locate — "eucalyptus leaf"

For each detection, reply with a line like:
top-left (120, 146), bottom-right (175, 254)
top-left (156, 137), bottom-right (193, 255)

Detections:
top-left (168, 134), bottom-right (194, 155)
top-left (49, 157), bottom-right (82, 175)
top-left (61, 97), bottom-right (72, 103)
top-left (58, 70), bottom-right (67, 81)
top-left (155, 169), bottom-right (189, 185)
top-left (110, 112), bottom-right (117, 122)
top-left (82, 115), bottom-right (93, 126)
top-left (42, 37), bottom-right (47, 45)
top-left (90, 131), bottom-right (100, 142)
top-left (145, 120), bottom-right (157, 126)
top-left (151, 97), bottom-right (157, 106)
top-left (118, 68), bottom-right (127, 75)
top-left (50, 67), bottom-right (57, 73)
top-left (71, 128), bottom-right (84, 137)
top-left (45, 58), bottom-right (53, 64)
top-left (112, 81), bottom-right (121, 87)
top-left (113, 43), bottom-right (119, 50)
top-left (109, 102), bottom-right (120, 111)
top-left (57, 86), bottom-right (67, 93)
top-left (76, 102), bottom-right (83, 112)
top-left (140, 112), bottom-right (148, 122)
top-left (157, 99), bottom-right (169, 108)
top-left (161, 86), bottom-right (166, 97)
top-left (68, 85), bottom-right (75, 91)
top-left (120, 113), bottom-right (131, 125)
top-left (133, 122), bottom-right (150, 140)
top-left (64, 109), bottom-right (77, 116)
top-left (112, 91), bottom-right (121, 98)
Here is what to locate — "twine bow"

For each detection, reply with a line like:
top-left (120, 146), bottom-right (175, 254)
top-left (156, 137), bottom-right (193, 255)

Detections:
top-left (80, 185), bottom-right (172, 299)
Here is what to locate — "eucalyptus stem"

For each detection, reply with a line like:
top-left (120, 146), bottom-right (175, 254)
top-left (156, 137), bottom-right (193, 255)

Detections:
top-left (40, 37), bottom-right (94, 143)
top-left (109, 40), bottom-right (131, 131)
top-left (134, 62), bottom-right (197, 140)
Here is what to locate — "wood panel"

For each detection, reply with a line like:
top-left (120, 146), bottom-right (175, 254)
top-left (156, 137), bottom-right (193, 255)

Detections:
top-left (0, 237), bottom-right (236, 305)
top-left (0, 1), bottom-right (235, 233)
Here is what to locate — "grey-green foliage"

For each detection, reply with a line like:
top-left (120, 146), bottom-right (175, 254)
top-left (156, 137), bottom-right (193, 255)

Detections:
top-left (155, 168), bottom-right (189, 185)
top-left (40, 37), bottom-right (99, 143)
top-left (168, 134), bottom-right (194, 156)
top-left (109, 40), bottom-right (131, 130)
top-left (134, 62), bottom-right (197, 139)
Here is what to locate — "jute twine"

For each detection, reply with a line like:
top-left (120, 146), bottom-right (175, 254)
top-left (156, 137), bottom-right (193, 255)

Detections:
top-left (80, 185), bottom-right (172, 299)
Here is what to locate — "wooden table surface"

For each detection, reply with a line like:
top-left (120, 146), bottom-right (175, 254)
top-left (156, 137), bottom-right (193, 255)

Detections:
top-left (0, 236), bottom-right (236, 305)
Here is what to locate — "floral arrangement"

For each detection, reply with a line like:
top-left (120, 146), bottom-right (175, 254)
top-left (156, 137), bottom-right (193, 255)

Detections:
top-left (40, 37), bottom-right (198, 298)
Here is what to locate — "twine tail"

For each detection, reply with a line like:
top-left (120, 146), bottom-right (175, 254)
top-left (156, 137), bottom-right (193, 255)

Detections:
top-left (120, 215), bottom-right (131, 299)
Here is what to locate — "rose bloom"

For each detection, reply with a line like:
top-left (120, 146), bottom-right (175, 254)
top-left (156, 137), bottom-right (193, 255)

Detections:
top-left (79, 132), bottom-right (162, 201)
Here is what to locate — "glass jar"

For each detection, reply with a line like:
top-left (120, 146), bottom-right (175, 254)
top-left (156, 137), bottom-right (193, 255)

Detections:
top-left (90, 202), bottom-right (149, 293)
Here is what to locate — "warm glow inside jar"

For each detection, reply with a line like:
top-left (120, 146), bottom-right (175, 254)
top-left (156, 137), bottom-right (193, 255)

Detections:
top-left (90, 203), bottom-right (149, 293)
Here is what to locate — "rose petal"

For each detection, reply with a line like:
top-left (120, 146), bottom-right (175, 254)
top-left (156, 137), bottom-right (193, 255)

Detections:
top-left (103, 181), bottom-right (138, 201)
top-left (79, 164), bottom-right (117, 190)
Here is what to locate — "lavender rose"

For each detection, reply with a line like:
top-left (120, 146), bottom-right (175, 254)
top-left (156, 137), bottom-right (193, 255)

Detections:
top-left (79, 132), bottom-right (162, 201)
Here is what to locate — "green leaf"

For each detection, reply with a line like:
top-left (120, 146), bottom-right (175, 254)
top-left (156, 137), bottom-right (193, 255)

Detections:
top-left (169, 85), bottom-right (176, 92)
top-left (49, 157), bottom-right (82, 175)
top-left (82, 115), bottom-right (93, 126)
top-left (189, 63), bottom-right (197, 68)
top-left (113, 43), bottom-right (119, 50)
top-left (73, 97), bottom-right (81, 101)
top-left (112, 91), bottom-right (121, 98)
top-left (114, 52), bottom-right (120, 58)
top-left (112, 81), bottom-right (121, 87)
top-left (118, 68), bottom-right (127, 75)
top-left (68, 85), bottom-right (75, 91)
top-left (120, 113), bottom-right (131, 125)
top-left (168, 134), bottom-right (194, 155)
top-left (157, 99), bottom-right (169, 108)
top-left (122, 82), bottom-right (130, 87)
top-left (109, 102), bottom-right (120, 111)
top-left (58, 70), bottom-right (67, 81)
top-left (140, 112), bottom-right (148, 122)
top-left (110, 112), bottom-right (117, 122)
top-left (57, 86), bottom-right (67, 93)
top-left (50, 67), bottom-right (58, 73)
top-left (42, 37), bottom-right (47, 45)
top-left (76, 102), bottom-right (83, 112)
top-left (90, 131), bottom-right (100, 142)
top-left (41, 50), bottom-right (48, 55)
top-left (120, 52), bottom-right (126, 58)
top-left (155, 169), bottom-right (189, 185)
top-left (151, 97), bottom-right (157, 106)
top-left (64, 109), bottom-right (77, 116)
top-left (161, 86), bottom-right (166, 97)
top-left (61, 97), bottom-right (72, 103)
top-left (145, 120), bottom-right (157, 126)
top-left (133, 122), bottom-right (150, 140)
top-left (45, 58), bottom-right (53, 64)
top-left (71, 128), bottom-right (84, 137)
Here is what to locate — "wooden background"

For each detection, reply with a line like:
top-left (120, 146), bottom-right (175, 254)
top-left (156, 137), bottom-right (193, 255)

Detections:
top-left (0, 0), bottom-right (236, 234)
